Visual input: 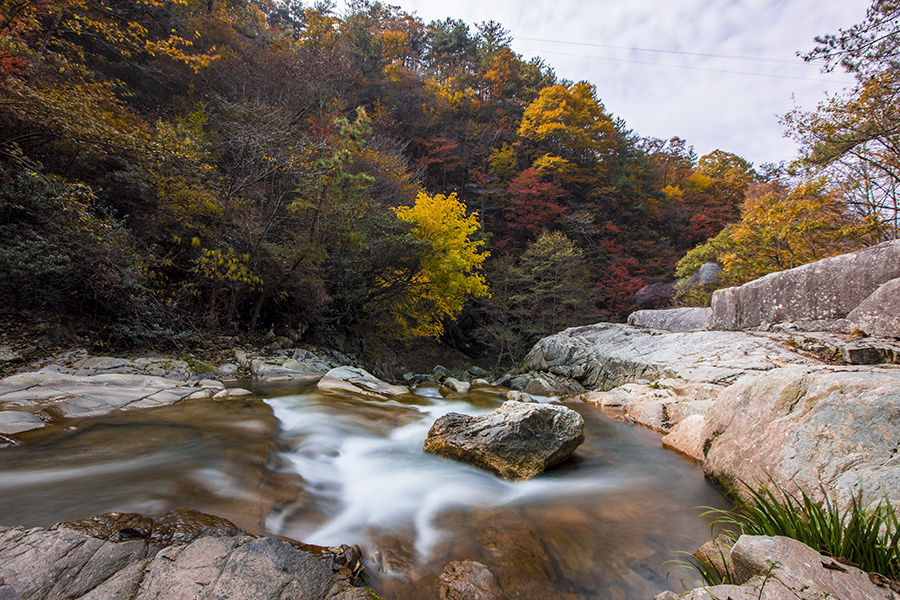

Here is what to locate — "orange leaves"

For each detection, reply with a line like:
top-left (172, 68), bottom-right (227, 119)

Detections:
top-left (518, 82), bottom-right (616, 168)
top-left (676, 180), bottom-right (883, 287)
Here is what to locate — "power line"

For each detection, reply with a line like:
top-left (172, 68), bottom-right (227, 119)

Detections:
top-left (517, 36), bottom-right (803, 65)
top-left (519, 47), bottom-right (856, 85)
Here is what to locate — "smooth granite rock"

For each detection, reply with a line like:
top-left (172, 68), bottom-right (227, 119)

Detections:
top-left (848, 277), bottom-right (900, 339)
top-left (424, 401), bottom-right (584, 480)
top-left (523, 323), bottom-right (814, 391)
top-left (627, 307), bottom-right (711, 332)
top-left (317, 366), bottom-right (407, 398)
top-left (702, 365), bottom-right (900, 507)
top-left (0, 371), bottom-right (230, 433)
top-left (443, 377), bottom-right (471, 394)
top-left (710, 239), bottom-right (900, 331)
top-left (0, 410), bottom-right (44, 434)
top-left (657, 534), bottom-right (900, 600)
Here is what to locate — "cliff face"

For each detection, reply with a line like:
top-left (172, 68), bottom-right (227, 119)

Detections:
top-left (709, 239), bottom-right (900, 337)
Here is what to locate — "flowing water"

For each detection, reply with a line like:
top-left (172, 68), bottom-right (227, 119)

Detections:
top-left (0, 380), bottom-right (729, 599)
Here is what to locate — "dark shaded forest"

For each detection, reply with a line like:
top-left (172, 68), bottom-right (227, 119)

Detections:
top-left (1, 0), bottom-right (895, 365)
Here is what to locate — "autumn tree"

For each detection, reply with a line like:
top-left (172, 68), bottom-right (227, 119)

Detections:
top-left (392, 191), bottom-right (489, 338)
top-left (676, 180), bottom-right (883, 287)
top-left (517, 82), bottom-right (617, 184)
top-left (784, 0), bottom-right (900, 236)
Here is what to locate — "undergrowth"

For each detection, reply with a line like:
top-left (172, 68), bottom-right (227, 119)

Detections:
top-left (670, 481), bottom-right (900, 587)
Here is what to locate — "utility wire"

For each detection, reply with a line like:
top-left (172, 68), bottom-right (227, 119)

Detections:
top-left (519, 47), bottom-right (857, 85)
top-left (517, 36), bottom-right (802, 65)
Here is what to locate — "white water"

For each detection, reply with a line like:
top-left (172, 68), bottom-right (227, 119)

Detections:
top-left (266, 388), bottom-right (634, 560)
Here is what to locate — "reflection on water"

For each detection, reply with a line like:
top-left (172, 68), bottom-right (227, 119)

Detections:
top-left (0, 397), bottom-right (301, 533)
top-left (266, 386), bottom-right (730, 600)
top-left (0, 381), bottom-right (729, 599)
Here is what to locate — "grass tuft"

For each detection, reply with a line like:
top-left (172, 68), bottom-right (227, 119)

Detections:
top-left (683, 481), bottom-right (900, 584)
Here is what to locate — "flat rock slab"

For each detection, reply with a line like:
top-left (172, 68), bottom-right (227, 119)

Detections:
top-left (424, 400), bottom-right (585, 480)
top-left (0, 371), bottom-right (230, 430)
top-left (523, 323), bottom-right (816, 390)
top-left (0, 410), bottom-right (44, 434)
top-left (627, 307), bottom-right (711, 332)
top-left (0, 510), bottom-right (376, 600)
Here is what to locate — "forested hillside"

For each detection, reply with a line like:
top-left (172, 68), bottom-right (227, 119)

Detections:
top-left (1, 0), bottom-right (896, 364)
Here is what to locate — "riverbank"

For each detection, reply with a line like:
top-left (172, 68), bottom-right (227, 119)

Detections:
top-left (0, 358), bottom-right (729, 599)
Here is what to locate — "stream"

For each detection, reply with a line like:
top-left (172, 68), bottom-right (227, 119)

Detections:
top-left (0, 379), bottom-right (729, 599)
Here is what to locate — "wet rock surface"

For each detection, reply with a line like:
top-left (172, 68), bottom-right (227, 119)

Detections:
top-left (437, 560), bottom-right (504, 600)
top-left (423, 400), bottom-right (585, 480)
top-left (0, 371), bottom-right (235, 434)
top-left (0, 511), bottom-right (376, 600)
top-left (317, 366), bottom-right (408, 398)
top-left (64, 508), bottom-right (242, 553)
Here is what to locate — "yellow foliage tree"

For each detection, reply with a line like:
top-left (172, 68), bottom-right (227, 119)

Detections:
top-left (677, 180), bottom-right (883, 288)
top-left (517, 82), bottom-right (616, 180)
top-left (393, 191), bottom-right (489, 338)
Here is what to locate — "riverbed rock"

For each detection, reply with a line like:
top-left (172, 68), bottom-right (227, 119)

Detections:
top-left (0, 511), bottom-right (376, 600)
top-left (443, 377), bottom-right (471, 394)
top-left (848, 277), bottom-right (900, 339)
top-left (437, 560), bottom-right (503, 600)
top-left (0, 410), bottom-right (44, 434)
top-left (709, 239), bottom-right (900, 331)
top-left (506, 390), bottom-right (537, 403)
top-left (660, 414), bottom-right (706, 461)
top-left (468, 366), bottom-right (489, 378)
top-left (523, 323), bottom-right (814, 391)
top-left (212, 387), bottom-right (253, 399)
top-left (662, 534), bottom-right (900, 600)
top-left (64, 509), bottom-right (242, 552)
top-left (317, 366), bottom-right (407, 398)
top-left (627, 307), bottom-right (711, 332)
top-left (26, 353), bottom-right (196, 380)
top-left (0, 346), bottom-right (21, 363)
top-left (423, 401), bottom-right (585, 480)
top-left (702, 365), bottom-right (900, 507)
top-left (523, 373), bottom-right (585, 396)
top-left (0, 371), bottom-right (215, 425)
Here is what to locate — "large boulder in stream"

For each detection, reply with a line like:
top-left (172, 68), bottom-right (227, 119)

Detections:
top-left (423, 401), bottom-right (585, 480)
top-left (0, 510), bottom-right (376, 600)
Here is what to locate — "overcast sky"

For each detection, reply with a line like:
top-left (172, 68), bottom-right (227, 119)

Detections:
top-left (336, 0), bottom-right (869, 167)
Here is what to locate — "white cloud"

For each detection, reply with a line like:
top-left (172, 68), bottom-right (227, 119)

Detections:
top-left (336, 0), bottom-right (870, 166)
